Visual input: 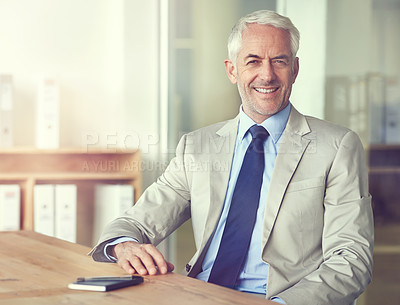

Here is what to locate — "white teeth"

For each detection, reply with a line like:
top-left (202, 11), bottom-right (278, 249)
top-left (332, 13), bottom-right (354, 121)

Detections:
top-left (255, 87), bottom-right (277, 93)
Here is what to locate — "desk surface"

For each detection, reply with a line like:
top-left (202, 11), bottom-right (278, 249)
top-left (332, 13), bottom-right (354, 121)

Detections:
top-left (0, 231), bottom-right (275, 305)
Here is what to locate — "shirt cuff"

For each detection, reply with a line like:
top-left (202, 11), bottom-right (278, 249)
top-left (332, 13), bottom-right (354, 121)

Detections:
top-left (271, 297), bottom-right (286, 304)
top-left (104, 237), bottom-right (138, 262)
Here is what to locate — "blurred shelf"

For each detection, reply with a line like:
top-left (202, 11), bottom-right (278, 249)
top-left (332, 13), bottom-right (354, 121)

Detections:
top-left (374, 245), bottom-right (400, 254)
top-left (369, 167), bottom-right (400, 174)
top-left (368, 145), bottom-right (400, 225)
top-left (0, 148), bottom-right (142, 246)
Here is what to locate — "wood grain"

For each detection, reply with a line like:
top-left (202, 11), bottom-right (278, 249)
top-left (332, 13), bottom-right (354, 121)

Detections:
top-left (0, 231), bottom-right (276, 305)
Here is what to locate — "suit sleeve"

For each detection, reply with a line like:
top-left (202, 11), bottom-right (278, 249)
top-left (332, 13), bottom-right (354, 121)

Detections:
top-left (90, 134), bottom-right (192, 261)
top-left (277, 131), bottom-right (374, 305)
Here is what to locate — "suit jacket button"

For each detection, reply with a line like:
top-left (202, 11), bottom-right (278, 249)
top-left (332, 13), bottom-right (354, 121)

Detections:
top-left (186, 264), bottom-right (191, 272)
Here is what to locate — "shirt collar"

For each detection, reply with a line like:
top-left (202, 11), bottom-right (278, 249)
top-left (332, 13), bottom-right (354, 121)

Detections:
top-left (237, 103), bottom-right (291, 144)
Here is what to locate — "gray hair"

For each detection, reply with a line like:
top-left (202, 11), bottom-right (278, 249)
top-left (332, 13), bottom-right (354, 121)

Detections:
top-left (228, 10), bottom-right (300, 66)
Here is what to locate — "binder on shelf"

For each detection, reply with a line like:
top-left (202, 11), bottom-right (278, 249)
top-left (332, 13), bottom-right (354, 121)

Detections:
top-left (55, 184), bottom-right (77, 243)
top-left (0, 75), bottom-right (13, 148)
top-left (385, 104), bottom-right (400, 143)
top-left (0, 185), bottom-right (20, 231)
top-left (35, 78), bottom-right (59, 149)
top-left (34, 185), bottom-right (55, 237)
top-left (385, 80), bottom-right (400, 143)
top-left (367, 74), bottom-right (385, 144)
top-left (93, 184), bottom-right (134, 245)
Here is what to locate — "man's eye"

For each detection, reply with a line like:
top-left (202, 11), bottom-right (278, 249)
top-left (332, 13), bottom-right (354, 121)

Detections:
top-left (273, 59), bottom-right (287, 65)
top-left (247, 60), bottom-right (258, 65)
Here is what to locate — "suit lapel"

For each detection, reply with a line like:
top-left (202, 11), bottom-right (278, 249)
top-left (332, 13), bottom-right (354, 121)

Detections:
top-left (261, 106), bottom-right (311, 248)
top-left (194, 117), bottom-right (238, 266)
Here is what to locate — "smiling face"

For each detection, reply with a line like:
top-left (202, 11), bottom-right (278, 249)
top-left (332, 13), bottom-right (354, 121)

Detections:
top-left (225, 24), bottom-right (299, 123)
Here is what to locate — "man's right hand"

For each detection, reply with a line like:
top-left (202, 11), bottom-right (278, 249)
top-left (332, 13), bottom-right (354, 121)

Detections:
top-left (113, 241), bottom-right (175, 276)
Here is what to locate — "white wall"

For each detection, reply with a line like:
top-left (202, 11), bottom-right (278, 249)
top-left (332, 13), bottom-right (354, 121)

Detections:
top-left (0, 0), bottom-right (120, 146)
top-left (123, 0), bottom-right (160, 185)
top-left (0, 0), bottom-right (158, 146)
top-left (0, 0), bottom-right (160, 186)
top-left (191, 0), bottom-right (240, 130)
top-left (370, 0), bottom-right (400, 76)
top-left (277, 0), bottom-right (327, 119)
top-left (325, 0), bottom-right (373, 76)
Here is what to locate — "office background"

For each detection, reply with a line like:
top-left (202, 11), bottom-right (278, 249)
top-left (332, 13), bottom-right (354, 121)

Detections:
top-left (0, 0), bottom-right (398, 304)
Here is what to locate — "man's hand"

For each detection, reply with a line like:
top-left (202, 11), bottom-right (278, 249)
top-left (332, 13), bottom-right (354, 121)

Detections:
top-left (113, 241), bottom-right (175, 276)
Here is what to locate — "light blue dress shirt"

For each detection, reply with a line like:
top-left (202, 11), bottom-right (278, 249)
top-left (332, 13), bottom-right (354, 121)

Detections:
top-left (195, 104), bottom-right (291, 304)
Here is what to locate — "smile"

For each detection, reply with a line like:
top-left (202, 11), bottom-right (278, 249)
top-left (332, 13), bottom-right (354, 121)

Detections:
top-left (254, 87), bottom-right (278, 94)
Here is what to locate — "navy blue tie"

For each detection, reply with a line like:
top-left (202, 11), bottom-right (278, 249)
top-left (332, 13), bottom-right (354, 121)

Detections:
top-left (208, 125), bottom-right (269, 288)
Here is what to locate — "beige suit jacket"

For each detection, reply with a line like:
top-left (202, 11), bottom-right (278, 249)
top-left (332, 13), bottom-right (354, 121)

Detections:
top-left (91, 106), bottom-right (374, 305)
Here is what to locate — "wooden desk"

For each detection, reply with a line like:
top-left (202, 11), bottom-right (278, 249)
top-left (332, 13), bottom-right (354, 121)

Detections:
top-left (0, 231), bottom-right (275, 305)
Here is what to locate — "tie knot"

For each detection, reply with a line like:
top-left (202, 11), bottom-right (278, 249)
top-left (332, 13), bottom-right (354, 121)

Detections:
top-left (249, 125), bottom-right (269, 142)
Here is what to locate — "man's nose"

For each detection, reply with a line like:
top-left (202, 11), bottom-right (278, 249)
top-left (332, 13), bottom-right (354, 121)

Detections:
top-left (258, 62), bottom-right (276, 82)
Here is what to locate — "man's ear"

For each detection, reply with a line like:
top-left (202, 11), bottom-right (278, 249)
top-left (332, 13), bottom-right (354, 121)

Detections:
top-left (224, 59), bottom-right (237, 84)
top-left (292, 57), bottom-right (299, 84)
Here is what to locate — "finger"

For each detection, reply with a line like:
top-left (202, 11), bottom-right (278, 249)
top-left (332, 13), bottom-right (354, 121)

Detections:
top-left (127, 255), bottom-right (149, 275)
top-left (135, 246), bottom-right (159, 275)
top-left (166, 261), bottom-right (175, 272)
top-left (114, 241), bottom-right (171, 275)
top-left (117, 258), bottom-right (137, 275)
top-left (114, 241), bottom-right (148, 275)
top-left (143, 245), bottom-right (169, 274)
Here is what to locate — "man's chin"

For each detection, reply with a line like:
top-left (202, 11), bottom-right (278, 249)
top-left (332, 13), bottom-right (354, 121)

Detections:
top-left (242, 98), bottom-right (287, 122)
top-left (255, 104), bottom-right (284, 117)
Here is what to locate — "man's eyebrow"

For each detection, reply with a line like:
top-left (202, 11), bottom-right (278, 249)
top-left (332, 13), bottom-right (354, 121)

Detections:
top-left (244, 54), bottom-right (291, 61)
top-left (244, 54), bottom-right (262, 60)
top-left (272, 55), bottom-right (290, 61)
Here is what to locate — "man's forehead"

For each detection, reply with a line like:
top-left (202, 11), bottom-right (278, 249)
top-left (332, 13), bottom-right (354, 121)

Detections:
top-left (239, 24), bottom-right (291, 56)
top-left (242, 23), bottom-right (289, 40)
